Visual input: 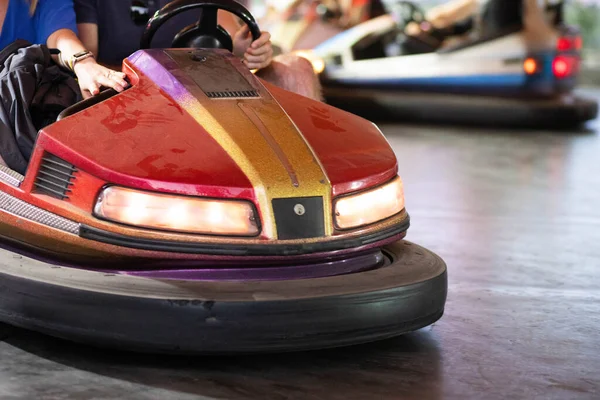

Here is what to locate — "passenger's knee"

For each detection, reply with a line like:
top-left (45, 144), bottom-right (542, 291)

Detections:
top-left (273, 53), bottom-right (314, 75)
top-left (256, 54), bottom-right (323, 101)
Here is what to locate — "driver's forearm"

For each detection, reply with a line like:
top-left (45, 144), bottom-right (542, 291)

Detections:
top-left (427, 0), bottom-right (478, 29)
top-left (348, 6), bottom-right (368, 25)
top-left (218, 10), bottom-right (243, 36)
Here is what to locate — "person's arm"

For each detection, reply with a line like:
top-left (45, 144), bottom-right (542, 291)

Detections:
top-left (218, 10), bottom-right (273, 70)
top-left (427, 0), bottom-right (479, 29)
top-left (47, 29), bottom-right (127, 97)
top-left (338, 0), bottom-right (369, 27)
top-left (218, 10), bottom-right (243, 34)
top-left (39, 0), bottom-right (126, 97)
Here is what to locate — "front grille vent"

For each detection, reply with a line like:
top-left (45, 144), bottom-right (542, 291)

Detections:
top-left (205, 90), bottom-right (259, 99)
top-left (34, 153), bottom-right (77, 200)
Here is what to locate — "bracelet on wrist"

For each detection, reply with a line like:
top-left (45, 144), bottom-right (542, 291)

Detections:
top-left (61, 50), bottom-right (95, 71)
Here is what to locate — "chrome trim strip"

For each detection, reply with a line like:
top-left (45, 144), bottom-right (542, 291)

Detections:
top-left (0, 190), bottom-right (80, 234)
top-left (0, 165), bottom-right (24, 187)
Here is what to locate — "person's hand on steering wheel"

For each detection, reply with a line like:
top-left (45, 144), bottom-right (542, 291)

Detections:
top-left (141, 0), bottom-right (268, 70)
top-left (232, 25), bottom-right (273, 70)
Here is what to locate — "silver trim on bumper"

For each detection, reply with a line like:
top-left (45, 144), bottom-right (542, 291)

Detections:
top-left (0, 190), bottom-right (80, 234)
top-left (0, 165), bottom-right (24, 187)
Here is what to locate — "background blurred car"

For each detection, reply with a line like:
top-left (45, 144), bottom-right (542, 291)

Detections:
top-left (293, 0), bottom-right (598, 127)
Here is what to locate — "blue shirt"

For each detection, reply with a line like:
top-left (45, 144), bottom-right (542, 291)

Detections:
top-left (0, 0), bottom-right (78, 50)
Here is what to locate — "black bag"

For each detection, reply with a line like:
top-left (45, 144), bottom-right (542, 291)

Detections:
top-left (0, 40), bottom-right (82, 174)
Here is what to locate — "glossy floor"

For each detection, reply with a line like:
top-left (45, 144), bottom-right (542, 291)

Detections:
top-left (1, 90), bottom-right (599, 400)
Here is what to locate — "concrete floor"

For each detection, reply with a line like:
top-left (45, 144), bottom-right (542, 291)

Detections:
top-left (1, 91), bottom-right (600, 400)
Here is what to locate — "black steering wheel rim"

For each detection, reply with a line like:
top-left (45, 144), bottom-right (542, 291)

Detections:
top-left (140, 0), bottom-right (261, 51)
top-left (391, 1), bottom-right (427, 30)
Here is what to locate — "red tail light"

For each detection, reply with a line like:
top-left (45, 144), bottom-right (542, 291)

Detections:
top-left (557, 36), bottom-right (583, 52)
top-left (553, 55), bottom-right (578, 79)
top-left (557, 37), bottom-right (571, 51)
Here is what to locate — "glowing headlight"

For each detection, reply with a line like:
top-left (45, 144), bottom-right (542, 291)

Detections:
top-left (334, 177), bottom-right (404, 230)
top-left (94, 186), bottom-right (259, 236)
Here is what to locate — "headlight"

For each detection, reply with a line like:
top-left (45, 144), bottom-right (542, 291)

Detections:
top-left (94, 186), bottom-right (260, 236)
top-left (334, 177), bottom-right (404, 230)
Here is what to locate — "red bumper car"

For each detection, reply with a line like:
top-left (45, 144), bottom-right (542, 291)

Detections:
top-left (0, 0), bottom-right (447, 354)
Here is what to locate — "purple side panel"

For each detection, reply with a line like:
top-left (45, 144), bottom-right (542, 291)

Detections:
top-left (0, 240), bottom-right (386, 282)
top-left (122, 250), bottom-right (384, 281)
top-left (127, 49), bottom-right (189, 100)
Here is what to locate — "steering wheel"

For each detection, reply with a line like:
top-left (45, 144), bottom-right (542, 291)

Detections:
top-left (140, 0), bottom-right (261, 52)
top-left (390, 1), bottom-right (427, 31)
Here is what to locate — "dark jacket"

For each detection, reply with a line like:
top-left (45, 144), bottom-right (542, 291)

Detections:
top-left (0, 40), bottom-right (82, 174)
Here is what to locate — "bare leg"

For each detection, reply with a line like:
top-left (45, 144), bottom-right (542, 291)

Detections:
top-left (256, 54), bottom-right (323, 101)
